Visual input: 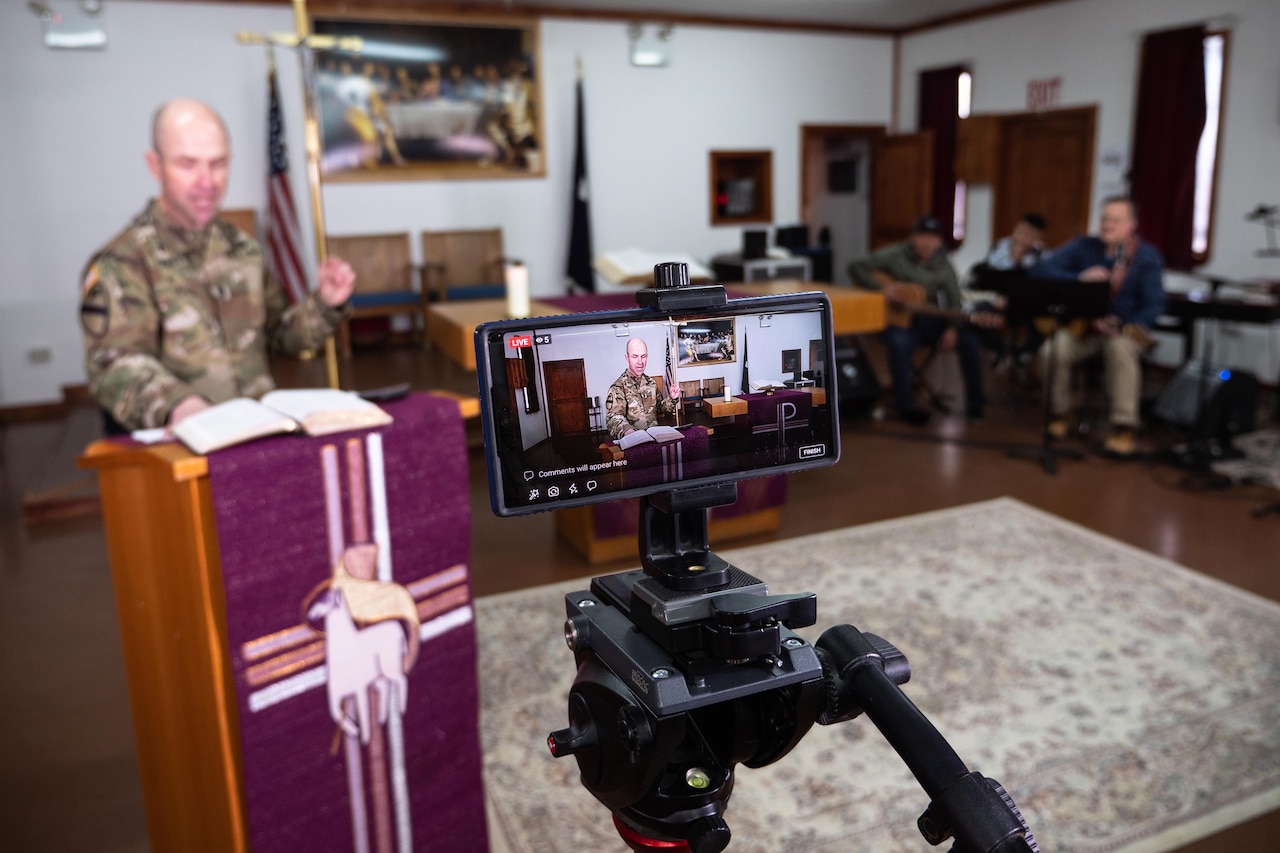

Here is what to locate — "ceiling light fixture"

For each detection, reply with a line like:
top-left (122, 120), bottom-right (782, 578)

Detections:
top-left (629, 22), bottom-right (674, 68)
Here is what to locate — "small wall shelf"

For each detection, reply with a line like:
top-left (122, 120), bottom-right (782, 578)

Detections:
top-left (710, 150), bottom-right (773, 226)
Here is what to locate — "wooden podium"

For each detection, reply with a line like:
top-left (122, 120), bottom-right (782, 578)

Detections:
top-left (79, 440), bottom-right (248, 852)
top-left (80, 394), bottom-right (487, 853)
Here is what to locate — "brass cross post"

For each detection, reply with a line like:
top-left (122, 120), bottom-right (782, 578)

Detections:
top-left (237, 0), bottom-right (361, 390)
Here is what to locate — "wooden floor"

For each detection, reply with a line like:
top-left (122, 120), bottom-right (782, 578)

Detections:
top-left (2, 337), bottom-right (1277, 851)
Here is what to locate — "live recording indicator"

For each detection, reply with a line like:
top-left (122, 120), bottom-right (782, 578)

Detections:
top-left (508, 333), bottom-right (552, 348)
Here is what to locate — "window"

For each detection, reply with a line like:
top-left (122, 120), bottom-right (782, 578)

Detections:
top-left (953, 71), bottom-right (972, 242)
top-left (917, 65), bottom-right (968, 246)
top-left (1191, 32), bottom-right (1226, 259)
top-left (1130, 25), bottom-right (1221, 269)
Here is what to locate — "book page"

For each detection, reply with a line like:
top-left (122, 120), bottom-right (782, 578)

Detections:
top-left (260, 388), bottom-right (393, 436)
top-left (648, 425), bottom-right (684, 443)
top-left (172, 398), bottom-right (299, 455)
top-left (616, 428), bottom-right (656, 450)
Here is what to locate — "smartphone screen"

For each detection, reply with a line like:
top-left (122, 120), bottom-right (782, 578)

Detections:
top-left (475, 292), bottom-right (839, 516)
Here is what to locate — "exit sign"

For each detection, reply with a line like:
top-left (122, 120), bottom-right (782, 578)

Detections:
top-left (1027, 77), bottom-right (1061, 111)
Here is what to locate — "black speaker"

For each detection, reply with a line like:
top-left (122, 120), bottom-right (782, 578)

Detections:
top-left (742, 229), bottom-right (768, 260)
top-left (834, 337), bottom-right (881, 417)
top-left (1154, 362), bottom-right (1257, 438)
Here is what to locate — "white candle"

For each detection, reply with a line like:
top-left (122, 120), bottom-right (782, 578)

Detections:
top-left (505, 262), bottom-right (530, 318)
top-left (724, 385), bottom-right (731, 402)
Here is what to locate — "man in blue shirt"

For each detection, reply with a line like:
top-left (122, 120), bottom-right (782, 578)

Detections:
top-left (1031, 196), bottom-right (1165, 456)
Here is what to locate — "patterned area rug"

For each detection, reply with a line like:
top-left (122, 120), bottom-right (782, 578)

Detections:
top-left (475, 498), bottom-right (1280, 852)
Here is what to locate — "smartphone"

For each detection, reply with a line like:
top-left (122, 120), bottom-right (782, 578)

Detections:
top-left (475, 291), bottom-right (839, 516)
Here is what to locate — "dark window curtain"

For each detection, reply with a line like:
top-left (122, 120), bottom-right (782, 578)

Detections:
top-left (918, 65), bottom-right (964, 243)
top-left (1130, 25), bottom-right (1206, 270)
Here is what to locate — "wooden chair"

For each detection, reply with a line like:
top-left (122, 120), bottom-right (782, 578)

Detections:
top-left (326, 232), bottom-right (423, 358)
top-left (420, 228), bottom-right (508, 302)
top-left (679, 380), bottom-right (704, 416)
top-left (220, 208), bottom-right (257, 238)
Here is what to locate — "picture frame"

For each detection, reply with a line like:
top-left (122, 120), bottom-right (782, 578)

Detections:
top-left (678, 319), bottom-right (738, 366)
top-left (310, 12), bottom-right (544, 182)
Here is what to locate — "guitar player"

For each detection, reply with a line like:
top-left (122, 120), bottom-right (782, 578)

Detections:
top-left (1030, 196), bottom-right (1166, 458)
top-left (850, 215), bottom-right (998, 425)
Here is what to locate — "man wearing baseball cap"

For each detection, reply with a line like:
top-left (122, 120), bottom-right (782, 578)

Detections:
top-left (849, 215), bottom-right (989, 425)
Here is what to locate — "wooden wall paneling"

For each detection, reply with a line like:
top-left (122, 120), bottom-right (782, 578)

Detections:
top-left (870, 131), bottom-right (934, 248)
top-left (994, 106), bottom-right (1096, 247)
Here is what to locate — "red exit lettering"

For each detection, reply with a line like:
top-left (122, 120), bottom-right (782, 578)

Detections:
top-left (509, 335), bottom-right (533, 349)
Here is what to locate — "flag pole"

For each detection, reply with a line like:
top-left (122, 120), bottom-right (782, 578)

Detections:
top-left (668, 322), bottom-right (680, 428)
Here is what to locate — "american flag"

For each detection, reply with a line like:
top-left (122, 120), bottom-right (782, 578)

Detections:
top-left (665, 334), bottom-right (675, 399)
top-left (266, 66), bottom-right (308, 304)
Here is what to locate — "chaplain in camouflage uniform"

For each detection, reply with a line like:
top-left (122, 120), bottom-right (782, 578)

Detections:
top-left (604, 338), bottom-right (681, 440)
top-left (80, 98), bottom-right (355, 431)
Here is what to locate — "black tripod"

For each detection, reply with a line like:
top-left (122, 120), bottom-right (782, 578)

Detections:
top-left (548, 484), bottom-right (1039, 853)
top-left (1003, 278), bottom-right (1111, 475)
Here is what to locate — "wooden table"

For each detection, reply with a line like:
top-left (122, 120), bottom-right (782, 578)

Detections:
top-left (425, 298), bottom-right (562, 371)
top-left (427, 286), bottom-right (884, 372)
top-left (725, 280), bottom-right (886, 335)
top-left (704, 396), bottom-right (749, 418)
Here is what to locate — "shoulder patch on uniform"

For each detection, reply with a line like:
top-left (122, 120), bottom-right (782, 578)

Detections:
top-left (81, 263), bottom-right (100, 297)
top-left (80, 275), bottom-right (110, 338)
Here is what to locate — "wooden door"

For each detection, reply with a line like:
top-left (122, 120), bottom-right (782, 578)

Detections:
top-left (870, 131), bottom-right (933, 249)
top-left (994, 107), bottom-right (1096, 248)
top-left (543, 359), bottom-right (589, 436)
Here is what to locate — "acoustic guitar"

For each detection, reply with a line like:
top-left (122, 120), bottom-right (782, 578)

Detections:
top-left (872, 271), bottom-right (1003, 330)
top-left (1034, 315), bottom-right (1157, 350)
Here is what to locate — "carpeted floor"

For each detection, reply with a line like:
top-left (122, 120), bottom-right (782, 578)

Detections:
top-left (475, 498), bottom-right (1280, 852)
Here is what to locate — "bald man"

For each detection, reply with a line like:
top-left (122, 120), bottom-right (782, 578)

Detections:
top-left (80, 99), bottom-right (356, 432)
top-left (603, 338), bottom-right (681, 440)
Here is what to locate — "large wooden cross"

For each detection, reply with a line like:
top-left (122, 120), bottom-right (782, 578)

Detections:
top-left (236, 0), bottom-right (361, 390)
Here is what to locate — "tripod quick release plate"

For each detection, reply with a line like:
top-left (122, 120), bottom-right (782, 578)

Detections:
top-left (562, 569), bottom-right (823, 717)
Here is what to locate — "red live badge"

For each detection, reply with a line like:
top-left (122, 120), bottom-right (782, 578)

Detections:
top-left (508, 335), bottom-right (533, 348)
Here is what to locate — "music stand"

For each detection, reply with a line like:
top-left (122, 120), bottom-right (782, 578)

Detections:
top-left (1004, 277), bottom-right (1111, 474)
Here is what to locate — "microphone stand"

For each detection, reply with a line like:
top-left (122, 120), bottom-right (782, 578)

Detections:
top-left (1006, 306), bottom-right (1083, 475)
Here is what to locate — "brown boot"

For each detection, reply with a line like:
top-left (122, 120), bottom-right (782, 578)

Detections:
top-left (1103, 426), bottom-right (1136, 457)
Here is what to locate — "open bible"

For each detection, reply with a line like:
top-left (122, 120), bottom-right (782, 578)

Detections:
top-left (615, 425), bottom-right (684, 450)
top-left (172, 388), bottom-right (394, 454)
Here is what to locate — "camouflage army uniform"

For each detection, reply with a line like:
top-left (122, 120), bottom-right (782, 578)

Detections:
top-left (80, 200), bottom-right (347, 430)
top-left (604, 370), bottom-right (676, 440)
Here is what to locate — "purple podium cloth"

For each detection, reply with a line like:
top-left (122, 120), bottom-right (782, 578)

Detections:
top-left (540, 293), bottom-right (639, 314)
top-left (742, 389), bottom-right (811, 431)
top-left (617, 425), bottom-right (711, 488)
top-left (206, 393), bottom-right (486, 852)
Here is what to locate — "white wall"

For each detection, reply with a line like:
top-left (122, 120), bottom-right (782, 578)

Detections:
top-left (897, 0), bottom-right (1280, 285)
top-left (0, 1), bottom-right (892, 406)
